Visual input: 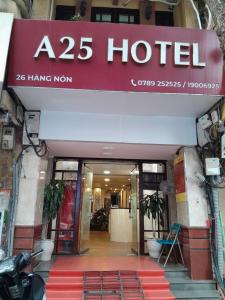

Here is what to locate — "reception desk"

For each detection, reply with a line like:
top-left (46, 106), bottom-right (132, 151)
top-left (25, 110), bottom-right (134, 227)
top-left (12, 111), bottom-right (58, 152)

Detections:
top-left (110, 209), bottom-right (132, 243)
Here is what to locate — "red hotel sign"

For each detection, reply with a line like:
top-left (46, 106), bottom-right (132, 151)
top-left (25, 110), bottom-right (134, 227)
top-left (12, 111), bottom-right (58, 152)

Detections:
top-left (8, 20), bottom-right (225, 95)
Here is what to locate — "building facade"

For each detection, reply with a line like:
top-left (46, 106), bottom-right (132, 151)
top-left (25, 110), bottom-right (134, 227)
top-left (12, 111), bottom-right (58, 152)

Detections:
top-left (0, 0), bottom-right (225, 284)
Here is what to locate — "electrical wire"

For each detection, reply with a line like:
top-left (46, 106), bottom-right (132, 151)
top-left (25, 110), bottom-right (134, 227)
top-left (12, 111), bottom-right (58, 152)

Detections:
top-left (196, 147), bottom-right (225, 296)
top-left (208, 123), bottom-right (219, 141)
top-left (148, 0), bottom-right (181, 6)
top-left (189, 0), bottom-right (202, 29)
top-left (24, 116), bottom-right (48, 158)
top-left (205, 4), bottom-right (212, 30)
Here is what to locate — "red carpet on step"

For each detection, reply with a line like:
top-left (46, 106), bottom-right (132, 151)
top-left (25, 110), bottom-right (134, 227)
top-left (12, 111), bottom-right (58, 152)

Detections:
top-left (46, 256), bottom-right (175, 300)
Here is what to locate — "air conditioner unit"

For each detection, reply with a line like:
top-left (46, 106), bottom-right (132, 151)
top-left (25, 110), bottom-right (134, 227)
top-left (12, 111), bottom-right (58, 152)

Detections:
top-left (0, 90), bottom-right (23, 126)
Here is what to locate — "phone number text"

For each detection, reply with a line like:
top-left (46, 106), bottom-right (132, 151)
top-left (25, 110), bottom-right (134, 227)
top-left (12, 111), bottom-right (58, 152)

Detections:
top-left (130, 79), bottom-right (220, 89)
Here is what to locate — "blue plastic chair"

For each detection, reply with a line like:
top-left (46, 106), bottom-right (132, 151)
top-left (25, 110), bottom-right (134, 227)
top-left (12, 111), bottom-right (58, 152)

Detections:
top-left (157, 223), bottom-right (184, 267)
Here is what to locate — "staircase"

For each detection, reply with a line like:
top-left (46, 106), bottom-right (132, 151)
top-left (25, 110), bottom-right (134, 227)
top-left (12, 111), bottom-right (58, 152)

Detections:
top-left (165, 265), bottom-right (221, 300)
top-left (46, 266), bottom-right (175, 300)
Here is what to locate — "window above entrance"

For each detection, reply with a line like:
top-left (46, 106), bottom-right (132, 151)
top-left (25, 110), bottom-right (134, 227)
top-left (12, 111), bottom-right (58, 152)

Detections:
top-left (54, 160), bottom-right (78, 181)
top-left (91, 8), bottom-right (140, 24)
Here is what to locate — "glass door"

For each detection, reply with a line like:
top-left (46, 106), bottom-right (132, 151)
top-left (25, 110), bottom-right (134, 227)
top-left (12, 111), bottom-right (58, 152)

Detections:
top-left (79, 163), bottom-right (93, 254)
top-left (130, 164), bottom-right (139, 255)
top-left (50, 159), bottom-right (78, 255)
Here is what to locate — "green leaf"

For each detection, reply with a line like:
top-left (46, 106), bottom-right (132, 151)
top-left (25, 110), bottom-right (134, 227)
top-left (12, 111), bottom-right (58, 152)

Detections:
top-left (140, 191), bottom-right (166, 233)
top-left (43, 181), bottom-right (65, 222)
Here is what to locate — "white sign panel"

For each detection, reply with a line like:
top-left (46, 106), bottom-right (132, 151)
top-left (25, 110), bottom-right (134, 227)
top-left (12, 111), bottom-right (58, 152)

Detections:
top-left (0, 13), bottom-right (14, 93)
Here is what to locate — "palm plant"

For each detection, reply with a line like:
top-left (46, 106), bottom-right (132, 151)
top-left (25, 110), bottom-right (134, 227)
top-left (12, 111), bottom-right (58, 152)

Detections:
top-left (43, 181), bottom-right (65, 222)
top-left (42, 181), bottom-right (65, 238)
top-left (140, 191), bottom-right (166, 237)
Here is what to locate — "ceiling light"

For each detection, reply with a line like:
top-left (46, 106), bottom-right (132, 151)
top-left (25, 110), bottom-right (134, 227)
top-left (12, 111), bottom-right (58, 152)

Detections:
top-left (122, 185), bottom-right (125, 187)
top-left (104, 170), bottom-right (111, 174)
top-left (82, 177), bottom-right (86, 180)
top-left (40, 171), bottom-right (46, 174)
top-left (104, 178), bottom-right (110, 182)
top-left (103, 146), bottom-right (114, 150)
top-left (128, 178), bottom-right (131, 181)
top-left (105, 184), bottom-right (108, 187)
top-left (102, 152), bottom-right (113, 156)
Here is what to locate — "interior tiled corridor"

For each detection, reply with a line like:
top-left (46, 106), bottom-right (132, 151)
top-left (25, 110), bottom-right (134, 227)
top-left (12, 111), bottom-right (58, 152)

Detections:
top-left (88, 231), bottom-right (134, 256)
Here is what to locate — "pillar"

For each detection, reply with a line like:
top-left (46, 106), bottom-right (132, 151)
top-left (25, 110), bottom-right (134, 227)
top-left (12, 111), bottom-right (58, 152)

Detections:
top-left (13, 148), bottom-right (49, 256)
top-left (174, 147), bottom-right (211, 279)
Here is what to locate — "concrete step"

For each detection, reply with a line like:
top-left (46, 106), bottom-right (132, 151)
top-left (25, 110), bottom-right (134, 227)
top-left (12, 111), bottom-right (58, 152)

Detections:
top-left (169, 278), bottom-right (217, 291)
top-left (172, 290), bottom-right (221, 299)
top-left (164, 265), bottom-right (189, 280)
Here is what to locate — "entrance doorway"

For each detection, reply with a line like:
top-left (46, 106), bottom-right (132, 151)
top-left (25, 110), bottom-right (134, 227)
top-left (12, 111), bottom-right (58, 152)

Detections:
top-left (79, 161), bottom-right (139, 256)
top-left (49, 158), bottom-right (169, 256)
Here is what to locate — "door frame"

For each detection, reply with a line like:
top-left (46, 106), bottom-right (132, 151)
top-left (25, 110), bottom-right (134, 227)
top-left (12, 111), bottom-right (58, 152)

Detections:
top-left (51, 157), bottom-right (168, 255)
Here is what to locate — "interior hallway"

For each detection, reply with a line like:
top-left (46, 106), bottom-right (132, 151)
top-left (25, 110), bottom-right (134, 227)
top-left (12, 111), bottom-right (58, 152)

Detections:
top-left (88, 231), bottom-right (134, 256)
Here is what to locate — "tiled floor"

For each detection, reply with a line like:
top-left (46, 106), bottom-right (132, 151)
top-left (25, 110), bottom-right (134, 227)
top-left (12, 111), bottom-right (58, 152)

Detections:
top-left (50, 255), bottom-right (163, 272)
top-left (85, 231), bottom-right (134, 256)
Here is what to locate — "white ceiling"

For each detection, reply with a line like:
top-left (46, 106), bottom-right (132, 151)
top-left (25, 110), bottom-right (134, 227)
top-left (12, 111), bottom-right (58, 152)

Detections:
top-left (86, 161), bottom-right (136, 175)
top-left (47, 140), bottom-right (180, 160)
top-left (86, 162), bottom-right (136, 189)
top-left (12, 86), bottom-right (220, 160)
top-left (13, 86), bottom-right (220, 117)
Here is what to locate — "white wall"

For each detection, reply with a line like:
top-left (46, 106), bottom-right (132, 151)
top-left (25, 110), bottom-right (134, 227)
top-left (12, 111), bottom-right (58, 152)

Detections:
top-left (185, 148), bottom-right (208, 227)
top-left (176, 147), bottom-right (208, 227)
top-left (0, 13), bottom-right (13, 93)
top-left (16, 148), bottom-right (49, 226)
top-left (39, 111), bottom-right (197, 146)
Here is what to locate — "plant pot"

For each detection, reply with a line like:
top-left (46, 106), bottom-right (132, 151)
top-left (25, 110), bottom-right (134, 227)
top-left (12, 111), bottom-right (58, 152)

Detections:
top-left (37, 239), bottom-right (54, 261)
top-left (147, 238), bottom-right (162, 258)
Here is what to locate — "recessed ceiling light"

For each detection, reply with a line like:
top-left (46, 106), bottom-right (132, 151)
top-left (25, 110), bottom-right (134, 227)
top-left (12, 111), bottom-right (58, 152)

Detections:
top-left (122, 185), bottom-right (125, 187)
top-left (104, 178), bottom-right (110, 182)
top-left (103, 146), bottom-right (114, 150)
top-left (105, 184), bottom-right (108, 187)
top-left (128, 178), bottom-right (131, 181)
top-left (40, 171), bottom-right (46, 174)
top-left (82, 177), bottom-right (86, 180)
top-left (104, 170), bottom-right (111, 174)
top-left (102, 152), bottom-right (113, 156)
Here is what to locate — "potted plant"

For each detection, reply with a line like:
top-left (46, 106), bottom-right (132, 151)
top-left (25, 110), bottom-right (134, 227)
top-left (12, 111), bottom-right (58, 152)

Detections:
top-left (39, 181), bottom-right (65, 261)
top-left (140, 190), bottom-right (166, 258)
